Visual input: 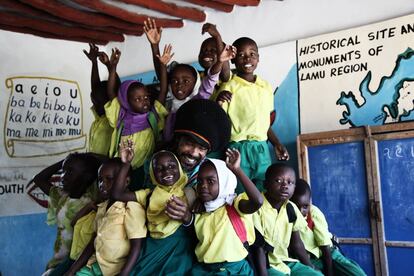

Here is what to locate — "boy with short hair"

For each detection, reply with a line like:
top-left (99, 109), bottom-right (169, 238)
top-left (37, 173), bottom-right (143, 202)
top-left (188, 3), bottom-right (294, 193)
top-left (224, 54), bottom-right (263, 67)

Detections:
top-left (250, 164), bottom-right (322, 276)
top-left (215, 37), bottom-right (289, 193)
top-left (291, 179), bottom-right (366, 276)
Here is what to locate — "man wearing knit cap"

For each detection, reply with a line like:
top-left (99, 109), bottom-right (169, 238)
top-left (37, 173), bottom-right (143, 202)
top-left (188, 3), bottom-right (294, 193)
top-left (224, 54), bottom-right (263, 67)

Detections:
top-left (165, 99), bottom-right (231, 222)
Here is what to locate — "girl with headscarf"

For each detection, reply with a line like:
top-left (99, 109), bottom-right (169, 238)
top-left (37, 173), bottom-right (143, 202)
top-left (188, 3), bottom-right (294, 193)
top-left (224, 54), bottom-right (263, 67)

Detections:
top-left (111, 141), bottom-right (198, 275)
top-left (104, 46), bottom-right (172, 190)
top-left (191, 148), bottom-right (263, 275)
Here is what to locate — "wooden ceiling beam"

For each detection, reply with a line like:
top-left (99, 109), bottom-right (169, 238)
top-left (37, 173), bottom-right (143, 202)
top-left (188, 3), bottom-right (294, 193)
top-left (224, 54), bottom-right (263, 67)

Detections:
top-left (0, 11), bottom-right (124, 42)
top-left (0, 1), bottom-right (143, 36)
top-left (185, 0), bottom-right (234, 12)
top-left (70, 0), bottom-right (183, 28)
top-left (18, 0), bottom-right (142, 32)
top-left (0, 24), bottom-right (108, 45)
top-left (118, 0), bottom-right (206, 22)
top-left (212, 0), bottom-right (260, 6)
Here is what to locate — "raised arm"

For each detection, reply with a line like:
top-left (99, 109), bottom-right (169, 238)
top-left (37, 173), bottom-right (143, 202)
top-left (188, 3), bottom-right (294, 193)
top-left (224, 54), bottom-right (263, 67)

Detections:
top-left (267, 127), bottom-right (289, 161)
top-left (112, 140), bottom-right (137, 202)
top-left (106, 48), bottom-right (121, 101)
top-left (144, 18), bottom-right (162, 80)
top-left (83, 43), bottom-right (101, 90)
top-left (32, 160), bottom-right (63, 196)
top-left (98, 51), bottom-right (121, 95)
top-left (119, 238), bottom-right (143, 276)
top-left (202, 23), bottom-right (231, 82)
top-left (226, 148), bottom-right (263, 213)
top-left (209, 44), bottom-right (236, 76)
top-left (155, 44), bottom-right (174, 105)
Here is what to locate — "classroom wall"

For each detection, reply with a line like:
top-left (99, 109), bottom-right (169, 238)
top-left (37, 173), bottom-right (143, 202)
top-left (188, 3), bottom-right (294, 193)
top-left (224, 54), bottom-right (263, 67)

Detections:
top-left (1, 1), bottom-right (414, 274)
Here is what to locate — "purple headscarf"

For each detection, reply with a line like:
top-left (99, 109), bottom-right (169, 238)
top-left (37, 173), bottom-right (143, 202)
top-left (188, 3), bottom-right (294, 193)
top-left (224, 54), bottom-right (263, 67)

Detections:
top-left (117, 80), bottom-right (150, 135)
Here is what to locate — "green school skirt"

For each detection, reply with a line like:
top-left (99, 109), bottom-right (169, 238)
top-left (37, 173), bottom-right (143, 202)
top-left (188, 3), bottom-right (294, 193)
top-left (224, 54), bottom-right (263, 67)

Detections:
top-left (268, 262), bottom-right (323, 276)
top-left (130, 226), bottom-right (196, 276)
top-left (191, 259), bottom-right (254, 276)
top-left (311, 248), bottom-right (366, 276)
top-left (76, 262), bottom-right (103, 276)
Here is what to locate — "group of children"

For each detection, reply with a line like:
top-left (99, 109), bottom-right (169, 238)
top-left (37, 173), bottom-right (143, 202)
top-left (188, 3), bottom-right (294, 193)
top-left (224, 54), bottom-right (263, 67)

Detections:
top-left (32, 19), bottom-right (366, 276)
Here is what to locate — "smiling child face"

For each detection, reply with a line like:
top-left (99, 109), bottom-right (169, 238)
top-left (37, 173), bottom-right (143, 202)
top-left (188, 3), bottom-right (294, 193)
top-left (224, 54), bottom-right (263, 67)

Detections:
top-left (153, 152), bottom-right (180, 186)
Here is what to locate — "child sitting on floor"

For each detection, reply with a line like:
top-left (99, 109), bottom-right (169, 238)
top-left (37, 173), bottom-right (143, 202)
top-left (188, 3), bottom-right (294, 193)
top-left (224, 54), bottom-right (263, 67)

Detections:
top-left (105, 45), bottom-right (171, 189)
top-left (291, 179), bottom-right (366, 276)
top-left (190, 148), bottom-right (263, 275)
top-left (215, 37), bottom-right (289, 193)
top-left (250, 164), bottom-right (322, 276)
top-left (112, 140), bottom-right (196, 275)
top-left (143, 18), bottom-right (236, 142)
top-left (66, 158), bottom-right (146, 276)
top-left (32, 153), bottom-right (102, 273)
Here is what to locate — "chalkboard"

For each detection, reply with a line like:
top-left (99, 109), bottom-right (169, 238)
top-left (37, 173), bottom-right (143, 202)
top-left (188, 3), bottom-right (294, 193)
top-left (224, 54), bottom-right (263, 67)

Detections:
top-left (308, 142), bottom-right (371, 238)
top-left (377, 137), bottom-right (414, 241)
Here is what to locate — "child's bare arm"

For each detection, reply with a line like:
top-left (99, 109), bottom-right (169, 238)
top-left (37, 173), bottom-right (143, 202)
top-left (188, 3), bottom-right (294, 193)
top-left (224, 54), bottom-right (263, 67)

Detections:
top-left (156, 44), bottom-right (174, 105)
top-left (65, 235), bottom-right (96, 276)
top-left (119, 238), bottom-right (143, 276)
top-left (83, 43), bottom-right (101, 90)
top-left (209, 45), bottom-right (236, 76)
top-left (99, 51), bottom-right (121, 96)
top-left (32, 160), bottom-right (64, 196)
top-left (226, 148), bottom-right (263, 213)
top-left (144, 18), bottom-right (162, 80)
top-left (107, 48), bottom-right (121, 101)
top-left (112, 140), bottom-right (137, 202)
top-left (250, 246), bottom-right (269, 276)
top-left (289, 231), bottom-right (314, 267)
top-left (267, 128), bottom-right (289, 161)
top-left (70, 202), bottom-right (97, 227)
top-left (320, 245), bottom-right (333, 276)
top-left (202, 23), bottom-right (231, 82)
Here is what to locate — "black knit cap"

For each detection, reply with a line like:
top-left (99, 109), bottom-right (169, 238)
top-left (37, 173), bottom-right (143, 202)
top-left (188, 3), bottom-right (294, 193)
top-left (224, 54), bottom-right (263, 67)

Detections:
top-left (174, 99), bottom-right (231, 152)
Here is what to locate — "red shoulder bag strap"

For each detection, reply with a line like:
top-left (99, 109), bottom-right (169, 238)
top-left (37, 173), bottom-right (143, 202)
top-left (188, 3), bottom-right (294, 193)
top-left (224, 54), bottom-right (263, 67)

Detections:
top-left (226, 205), bottom-right (249, 248)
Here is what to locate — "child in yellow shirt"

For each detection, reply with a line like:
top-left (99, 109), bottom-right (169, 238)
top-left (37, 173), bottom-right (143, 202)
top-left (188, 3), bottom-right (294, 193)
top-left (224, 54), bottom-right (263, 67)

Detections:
top-left (111, 141), bottom-right (196, 275)
top-left (291, 179), bottom-right (366, 276)
top-left (191, 148), bottom-right (263, 275)
top-left (66, 158), bottom-right (146, 276)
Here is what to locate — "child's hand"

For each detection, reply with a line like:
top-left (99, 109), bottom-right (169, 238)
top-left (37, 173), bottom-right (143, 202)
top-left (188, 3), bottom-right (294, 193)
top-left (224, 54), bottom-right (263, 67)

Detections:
top-left (144, 18), bottom-right (162, 44)
top-left (109, 48), bottom-right (121, 69)
top-left (275, 144), bottom-right (289, 161)
top-left (156, 44), bottom-right (174, 66)
top-left (83, 43), bottom-right (99, 61)
top-left (216, 90), bottom-right (232, 105)
top-left (225, 148), bottom-right (241, 172)
top-left (219, 45), bottom-right (236, 62)
top-left (202, 23), bottom-right (220, 38)
top-left (98, 51), bottom-right (110, 67)
top-left (119, 139), bottom-right (134, 164)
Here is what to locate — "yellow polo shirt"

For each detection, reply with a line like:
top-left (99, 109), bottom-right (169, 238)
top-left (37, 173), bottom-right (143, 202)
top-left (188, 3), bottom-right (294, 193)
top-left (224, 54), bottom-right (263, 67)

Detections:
top-left (218, 74), bottom-right (274, 142)
top-left (299, 205), bottom-right (333, 258)
top-left (89, 200), bottom-right (147, 276)
top-left (105, 98), bottom-right (168, 169)
top-left (70, 211), bottom-right (96, 260)
top-left (88, 107), bottom-right (113, 156)
top-left (252, 196), bottom-right (307, 274)
top-left (194, 193), bottom-right (255, 263)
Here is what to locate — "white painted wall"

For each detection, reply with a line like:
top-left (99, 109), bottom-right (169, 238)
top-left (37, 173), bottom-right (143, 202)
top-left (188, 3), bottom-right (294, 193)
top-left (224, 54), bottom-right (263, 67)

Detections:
top-left (109, 0), bottom-right (414, 76)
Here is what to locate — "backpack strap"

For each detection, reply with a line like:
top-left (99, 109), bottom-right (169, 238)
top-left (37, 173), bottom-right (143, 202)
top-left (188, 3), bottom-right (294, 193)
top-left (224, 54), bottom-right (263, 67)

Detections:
top-left (286, 202), bottom-right (297, 223)
top-left (226, 205), bottom-right (249, 249)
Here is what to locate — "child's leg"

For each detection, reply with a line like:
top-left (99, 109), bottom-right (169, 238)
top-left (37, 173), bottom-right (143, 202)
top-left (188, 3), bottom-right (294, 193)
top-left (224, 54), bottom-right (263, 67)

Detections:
top-left (286, 261), bottom-right (324, 276)
top-left (229, 141), bottom-right (254, 193)
top-left (267, 267), bottom-right (288, 276)
top-left (331, 248), bottom-right (367, 276)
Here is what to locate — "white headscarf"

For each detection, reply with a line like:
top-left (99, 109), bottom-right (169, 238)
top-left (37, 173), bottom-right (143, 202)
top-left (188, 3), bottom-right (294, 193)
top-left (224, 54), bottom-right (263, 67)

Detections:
top-left (168, 65), bottom-right (201, 113)
top-left (203, 158), bottom-right (237, 212)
